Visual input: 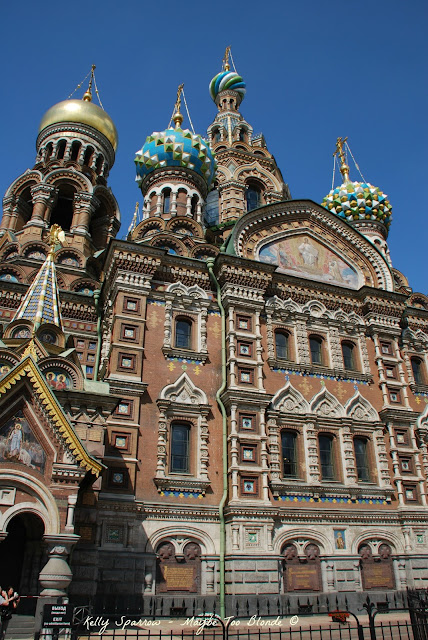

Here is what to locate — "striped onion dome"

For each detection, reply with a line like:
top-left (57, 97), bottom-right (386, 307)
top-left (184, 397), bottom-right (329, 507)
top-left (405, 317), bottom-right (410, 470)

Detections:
top-left (209, 71), bottom-right (246, 104)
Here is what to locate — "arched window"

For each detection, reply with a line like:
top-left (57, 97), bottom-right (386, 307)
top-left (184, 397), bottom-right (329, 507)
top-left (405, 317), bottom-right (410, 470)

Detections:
top-left (319, 434), bottom-right (335, 480)
top-left (239, 129), bottom-right (247, 142)
top-left (342, 341), bottom-right (356, 370)
top-left (275, 330), bottom-right (289, 360)
top-left (83, 146), bottom-right (94, 167)
top-left (95, 155), bottom-right (104, 175)
top-left (309, 336), bottom-right (323, 365)
top-left (163, 188), bottom-right (171, 214)
top-left (281, 431), bottom-right (297, 477)
top-left (212, 128), bottom-right (221, 143)
top-left (175, 318), bottom-right (192, 349)
top-left (246, 182), bottom-right (262, 212)
top-left (411, 357), bottom-right (424, 385)
top-left (45, 142), bottom-right (53, 162)
top-left (70, 141), bottom-right (81, 162)
top-left (57, 140), bottom-right (67, 160)
top-left (170, 423), bottom-right (190, 473)
top-left (49, 184), bottom-right (75, 231)
top-left (354, 437), bottom-right (370, 482)
top-left (191, 194), bottom-right (198, 217)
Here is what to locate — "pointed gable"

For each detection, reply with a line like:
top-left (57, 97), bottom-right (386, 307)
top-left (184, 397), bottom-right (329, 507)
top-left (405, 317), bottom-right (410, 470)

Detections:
top-left (271, 381), bottom-right (309, 414)
top-left (310, 387), bottom-right (344, 418)
top-left (0, 354), bottom-right (102, 476)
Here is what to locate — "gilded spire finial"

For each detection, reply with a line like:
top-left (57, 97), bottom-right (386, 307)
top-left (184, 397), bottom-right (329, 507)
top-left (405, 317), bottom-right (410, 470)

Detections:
top-left (172, 83), bottom-right (184, 128)
top-left (334, 136), bottom-right (350, 183)
top-left (223, 46), bottom-right (231, 72)
top-left (83, 64), bottom-right (96, 102)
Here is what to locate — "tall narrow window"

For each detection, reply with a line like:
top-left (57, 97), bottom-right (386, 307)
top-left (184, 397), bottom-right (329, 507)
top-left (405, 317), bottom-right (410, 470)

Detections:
top-left (281, 431), bottom-right (297, 477)
top-left (163, 188), bottom-right (171, 213)
top-left (275, 331), bottom-right (289, 360)
top-left (70, 141), bottom-right (81, 162)
top-left (342, 342), bottom-right (356, 370)
top-left (411, 357), bottom-right (424, 385)
top-left (213, 129), bottom-right (221, 143)
top-left (175, 319), bottom-right (192, 349)
top-left (354, 437), bottom-right (370, 482)
top-left (310, 336), bottom-right (323, 365)
top-left (205, 188), bottom-right (219, 227)
top-left (57, 140), bottom-right (67, 159)
top-left (170, 423), bottom-right (190, 473)
top-left (319, 434), bottom-right (335, 480)
top-left (246, 183), bottom-right (262, 212)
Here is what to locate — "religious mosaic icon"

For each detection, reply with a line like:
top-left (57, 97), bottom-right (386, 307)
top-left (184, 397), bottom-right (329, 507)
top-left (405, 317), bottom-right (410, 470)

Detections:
top-left (0, 411), bottom-right (46, 472)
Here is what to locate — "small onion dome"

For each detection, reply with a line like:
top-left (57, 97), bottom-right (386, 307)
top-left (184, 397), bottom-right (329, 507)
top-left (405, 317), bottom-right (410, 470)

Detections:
top-left (209, 71), bottom-right (246, 103)
top-left (322, 181), bottom-right (392, 231)
top-left (135, 128), bottom-right (216, 188)
top-left (38, 99), bottom-right (118, 151)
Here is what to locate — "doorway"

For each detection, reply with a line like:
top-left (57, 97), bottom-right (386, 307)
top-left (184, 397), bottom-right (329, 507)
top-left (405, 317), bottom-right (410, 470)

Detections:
top-left (0, 513), bottom-right (45, 595)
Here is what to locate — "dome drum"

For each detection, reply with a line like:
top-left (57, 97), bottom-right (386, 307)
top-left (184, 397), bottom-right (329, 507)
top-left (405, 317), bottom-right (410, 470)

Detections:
top-left (37, 123), bottom-right (115, 174)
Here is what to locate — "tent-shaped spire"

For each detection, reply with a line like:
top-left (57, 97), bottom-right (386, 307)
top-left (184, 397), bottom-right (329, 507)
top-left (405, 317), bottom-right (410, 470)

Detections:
top-left (13, 225), bottom-right (65, 331)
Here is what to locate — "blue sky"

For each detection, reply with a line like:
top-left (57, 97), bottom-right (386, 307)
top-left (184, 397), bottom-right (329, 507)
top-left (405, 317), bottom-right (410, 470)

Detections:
top-left (1, 0), bottom-right (426, 293)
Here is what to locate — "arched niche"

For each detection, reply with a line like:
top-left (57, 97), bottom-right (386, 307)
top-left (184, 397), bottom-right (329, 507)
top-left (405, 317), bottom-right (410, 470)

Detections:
top-left (359, 542), bottom-right (395, 590)
top-left (156, 540), bottom-right (201, 594)
top-left (282, 542), bottom-right (322, 592)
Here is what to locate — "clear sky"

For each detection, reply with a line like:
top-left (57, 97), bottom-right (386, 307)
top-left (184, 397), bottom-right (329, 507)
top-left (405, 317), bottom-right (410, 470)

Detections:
top-left (1, 0), bottom-right (426, 293)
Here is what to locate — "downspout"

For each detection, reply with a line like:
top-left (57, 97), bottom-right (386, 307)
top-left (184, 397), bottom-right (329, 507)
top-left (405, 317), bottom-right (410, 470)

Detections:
top-left (206, 257), bottom-right (227, 619)
top-left (93, 289), bottom-right (102, 382)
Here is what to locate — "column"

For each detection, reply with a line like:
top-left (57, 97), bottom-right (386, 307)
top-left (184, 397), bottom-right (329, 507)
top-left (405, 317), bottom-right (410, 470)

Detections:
top-left (72, 192), bottom-right (99, 235)
top-left (30, 184), bottom-right (58, 227)
top-left (65, 493), bottom-right (78, 533)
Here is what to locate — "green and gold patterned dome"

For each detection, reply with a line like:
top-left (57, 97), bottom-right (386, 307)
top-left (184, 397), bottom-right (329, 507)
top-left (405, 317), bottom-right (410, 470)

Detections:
top-left (322, 181), bottom-right (392, 231)
top-left (322, 137), bottom-right (392, 233)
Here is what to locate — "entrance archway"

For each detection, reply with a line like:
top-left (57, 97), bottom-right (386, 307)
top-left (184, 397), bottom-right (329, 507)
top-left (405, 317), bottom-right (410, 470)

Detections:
top-left (0, 513), bottom-right (45, 595)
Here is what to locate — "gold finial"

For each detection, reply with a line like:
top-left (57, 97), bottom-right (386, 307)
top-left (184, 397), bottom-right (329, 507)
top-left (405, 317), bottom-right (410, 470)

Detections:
top-left (334, 136), bottom-right (350, 183)
top-left (172, 83), bottom-right (184, 128)
top-left (48, 224), bottom-right (65, 255)
top-left (223, 46), bottom-right (231, 72)
top-left (83, 64), bottom-right (96, 102)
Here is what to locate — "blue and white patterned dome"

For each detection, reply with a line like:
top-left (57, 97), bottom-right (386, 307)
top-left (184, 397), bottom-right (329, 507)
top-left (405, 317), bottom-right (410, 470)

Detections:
top-left (209, 71), bottom-right (246, 103)
top-left (135, 128), bottom-right (216, 188)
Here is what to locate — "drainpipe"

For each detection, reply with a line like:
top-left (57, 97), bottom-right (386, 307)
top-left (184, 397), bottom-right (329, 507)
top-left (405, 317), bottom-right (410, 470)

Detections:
top-left (93, 289), bottom-right (102, 381)
top-left (206, 257), bottom-right (227, 619)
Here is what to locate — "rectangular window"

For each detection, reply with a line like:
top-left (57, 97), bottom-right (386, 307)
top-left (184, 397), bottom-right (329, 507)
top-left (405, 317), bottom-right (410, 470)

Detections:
top-left (354, 438), bottom-right (370, 482)
top-left (400, 457), bottom-right (412, 473)
top-left (238, 341), bottom-right (252, 357)
top-left (381, 342), bottom-right (392, 355)
top-left (121, 325), bottom-right (137, 341)
top-left (281, 431), bottom-right (298, 477)
top-left (115, 400), bottom-right (133, 417)
top-left (404, 486), bottom-right (417, 502)
top-left (385, 366), bottom-right (396, 379)
top-left (109, 469), bottom-right (128, 488)
top-left (241, 477), bottom-right (258, 495)
top-left (319, 434), bottom-right (335, 481)
top-left (395, 430), bottom-right (409, 445)
top-left (112, 433), bottom-right (129, 450)
top-left (119, 354), bottom-right (135, 370)
top-left (238, 368), bottom-right (254, 384)
top-left (170, 424), bottom-right (190, 473)
top-left (239, 414), bottom-right (256, 431)
top-left (236, 315), bottom-right (251, 331)
top-left (389, 389), bottom-right (401, 403)
top-left (241, 445), bottom-right (257, 463)
top-left (123, 297), bottom-right (139, 313)
top-left (88, 341), bottom-right (96, 351)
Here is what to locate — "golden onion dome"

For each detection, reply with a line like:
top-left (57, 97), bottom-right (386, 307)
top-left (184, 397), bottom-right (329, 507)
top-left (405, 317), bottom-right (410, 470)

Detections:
top-left (38, 99), bottom-right (118, 151)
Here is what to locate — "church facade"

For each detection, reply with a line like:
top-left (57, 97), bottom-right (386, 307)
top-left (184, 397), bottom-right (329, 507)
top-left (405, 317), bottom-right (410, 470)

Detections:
top-left (0, 56), bottom-right (427, 615)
